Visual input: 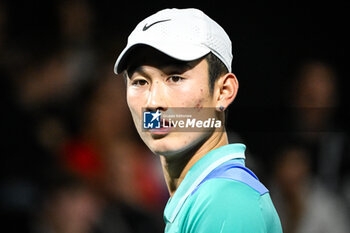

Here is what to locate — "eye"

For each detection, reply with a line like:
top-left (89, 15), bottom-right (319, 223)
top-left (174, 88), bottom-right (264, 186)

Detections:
top-left (167, 75), bottom-right (185, 83)
top-left (131, 79), bottom-right (148, 87)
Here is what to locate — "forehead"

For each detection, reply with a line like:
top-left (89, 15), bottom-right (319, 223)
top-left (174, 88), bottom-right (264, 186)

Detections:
top-left (125, 45), bottom-right (204, 76)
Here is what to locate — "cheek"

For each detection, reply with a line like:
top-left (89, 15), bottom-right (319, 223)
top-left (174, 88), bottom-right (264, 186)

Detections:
top-left (127, 87), bottom-right (144, 109)
top-left (174, 83), bottom-right (212, 107)
top-left (126, 92), bottom-right (142, 125)
top-left (194, 98), bottom-right (204, 109)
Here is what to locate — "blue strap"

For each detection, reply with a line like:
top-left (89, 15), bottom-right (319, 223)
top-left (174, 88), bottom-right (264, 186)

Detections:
top-left (191, 162), bottom-right (269, 196)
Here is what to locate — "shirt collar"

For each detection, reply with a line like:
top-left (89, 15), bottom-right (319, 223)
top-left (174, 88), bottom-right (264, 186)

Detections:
top-left (164, 143), bottom-right (246, 223)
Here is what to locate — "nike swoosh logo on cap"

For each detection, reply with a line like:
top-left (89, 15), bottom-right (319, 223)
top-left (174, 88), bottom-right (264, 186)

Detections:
top-left (143, 19), bottom-right (171, 31)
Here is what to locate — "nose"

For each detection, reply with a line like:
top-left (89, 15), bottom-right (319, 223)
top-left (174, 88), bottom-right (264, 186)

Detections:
top-left (145, 81), bottom-right (168, 112)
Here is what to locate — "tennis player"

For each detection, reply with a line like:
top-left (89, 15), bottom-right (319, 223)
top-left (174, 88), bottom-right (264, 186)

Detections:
top-left (114, 8), bottom-right (283, 233)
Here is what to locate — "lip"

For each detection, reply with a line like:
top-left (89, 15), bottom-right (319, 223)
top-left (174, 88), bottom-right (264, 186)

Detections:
top-left (149, 119), bottom-right (173, 135)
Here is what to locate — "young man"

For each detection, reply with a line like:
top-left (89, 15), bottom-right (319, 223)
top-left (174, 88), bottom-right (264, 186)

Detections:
top-left (114, 8), bottom-right (283, 233)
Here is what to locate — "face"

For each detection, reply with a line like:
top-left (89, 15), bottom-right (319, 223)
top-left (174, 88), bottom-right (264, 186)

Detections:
top-left (125, 47), bottom-right (219, 158)
top-left (295, 62), bottom-right (337, 108)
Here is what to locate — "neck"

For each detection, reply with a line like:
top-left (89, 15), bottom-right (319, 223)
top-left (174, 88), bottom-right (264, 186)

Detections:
top-left (160, 130), bottom-right (229, 197)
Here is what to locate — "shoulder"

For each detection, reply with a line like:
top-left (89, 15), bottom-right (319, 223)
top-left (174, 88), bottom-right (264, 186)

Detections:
top-left (182, 179), bottom-right (268, 232)
top-left (191, 178), bottom-right (262, 215)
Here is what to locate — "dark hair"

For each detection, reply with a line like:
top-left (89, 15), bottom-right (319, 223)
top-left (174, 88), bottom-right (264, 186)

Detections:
top-left (205, 52), bottom-right (229, 94)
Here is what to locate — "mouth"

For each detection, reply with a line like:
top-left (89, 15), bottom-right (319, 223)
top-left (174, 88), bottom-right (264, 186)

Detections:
top-left (149, 119), bottom-right (173, 136)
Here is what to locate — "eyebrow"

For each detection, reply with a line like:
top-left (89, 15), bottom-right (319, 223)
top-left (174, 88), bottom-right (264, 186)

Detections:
top-left (129, 66), bottom-right (151, 79)
top-left (127, 62), bottom-right (193, 79)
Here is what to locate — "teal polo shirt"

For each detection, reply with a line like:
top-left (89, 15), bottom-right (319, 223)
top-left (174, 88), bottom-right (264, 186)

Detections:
top-left (164, 143), bottom-right (283, 233)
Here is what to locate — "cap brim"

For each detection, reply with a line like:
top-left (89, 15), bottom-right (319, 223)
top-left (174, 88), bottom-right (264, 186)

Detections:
top-left (114, 40), bottom-right (211, 74)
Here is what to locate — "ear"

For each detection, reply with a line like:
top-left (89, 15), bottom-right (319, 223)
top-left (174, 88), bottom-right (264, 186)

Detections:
top-left (214, 73), bottom-right (239, 110)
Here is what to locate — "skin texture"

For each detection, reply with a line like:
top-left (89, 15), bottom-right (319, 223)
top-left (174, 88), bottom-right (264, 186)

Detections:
top-left (125, 47), bottom-right (238, 195)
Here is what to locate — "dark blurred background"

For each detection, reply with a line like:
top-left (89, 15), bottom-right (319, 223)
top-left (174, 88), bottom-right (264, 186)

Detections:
top-left (0, 1), bottom-right (349, 233)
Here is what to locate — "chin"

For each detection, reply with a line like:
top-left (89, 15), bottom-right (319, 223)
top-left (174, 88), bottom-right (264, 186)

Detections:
top-left (145, 132), bottom-right (208, 157)
top-left (147, 136), bottom-right (183, 156)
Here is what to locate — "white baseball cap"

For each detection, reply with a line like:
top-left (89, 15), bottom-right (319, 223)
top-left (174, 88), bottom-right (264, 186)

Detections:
top-left (114, 8), bottom-right (233, 74)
